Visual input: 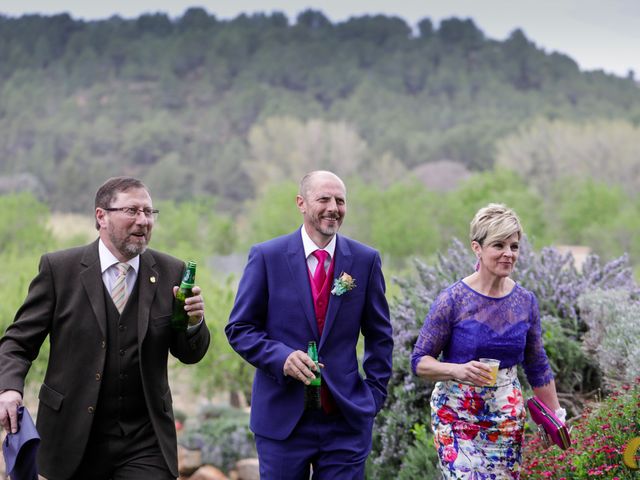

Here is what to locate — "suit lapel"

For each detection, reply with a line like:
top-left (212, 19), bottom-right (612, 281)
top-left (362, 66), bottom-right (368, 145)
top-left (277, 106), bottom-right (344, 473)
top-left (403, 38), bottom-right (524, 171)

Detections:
top-left (320, 235), bottom-right (353, 348)
top-left (137, 251), bottom-right (158, 343)
top-left (80, 240), bottom-right (108, 338)
top-left (286, 232), bottom-right (319, 339)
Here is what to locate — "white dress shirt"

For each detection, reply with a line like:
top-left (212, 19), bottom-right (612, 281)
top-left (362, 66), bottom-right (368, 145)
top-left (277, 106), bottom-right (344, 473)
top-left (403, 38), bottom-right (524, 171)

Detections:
top-left (99, 239), bottom-right (139, 295)
top-left (300, 226), bottom-right (336, 274)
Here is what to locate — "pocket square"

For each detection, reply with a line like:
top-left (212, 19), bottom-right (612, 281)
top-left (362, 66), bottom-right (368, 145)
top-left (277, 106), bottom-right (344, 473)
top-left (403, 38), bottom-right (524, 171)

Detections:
top-left (2, 406), bottom-right (40, 480)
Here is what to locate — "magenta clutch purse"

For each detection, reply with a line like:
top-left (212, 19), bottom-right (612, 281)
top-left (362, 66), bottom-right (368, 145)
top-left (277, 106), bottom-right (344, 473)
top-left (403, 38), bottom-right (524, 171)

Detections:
top-left (526, 396), bottom-right (571, 450)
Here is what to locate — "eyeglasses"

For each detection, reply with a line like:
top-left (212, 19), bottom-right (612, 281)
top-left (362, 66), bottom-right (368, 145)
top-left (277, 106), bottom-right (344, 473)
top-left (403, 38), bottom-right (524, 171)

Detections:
top-left (104, 206), bottom-right (159, 219)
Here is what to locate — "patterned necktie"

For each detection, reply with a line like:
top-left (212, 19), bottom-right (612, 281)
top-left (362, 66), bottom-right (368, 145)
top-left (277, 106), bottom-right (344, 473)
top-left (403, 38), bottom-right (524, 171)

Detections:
top-left (312, 250), bottom-right (328, 291)
top-left (111, 262), bottom-right (130, 314)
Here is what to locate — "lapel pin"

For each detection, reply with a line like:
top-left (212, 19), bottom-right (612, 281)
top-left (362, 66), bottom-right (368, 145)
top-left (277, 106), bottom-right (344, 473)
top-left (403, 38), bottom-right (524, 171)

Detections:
top-left (150, 276), bottom-right (156, 283)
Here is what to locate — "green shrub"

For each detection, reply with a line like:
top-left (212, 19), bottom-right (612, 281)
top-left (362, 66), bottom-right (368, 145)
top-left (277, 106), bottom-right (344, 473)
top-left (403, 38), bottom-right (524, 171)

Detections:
top-left (522, 378), bottom-right (640, 479)
top-left (539, 316), bottom-right (599, 401)
top-left (398, 423), bottom-right (440, 480)
top-left (181, 404), bottom-right (256, 473)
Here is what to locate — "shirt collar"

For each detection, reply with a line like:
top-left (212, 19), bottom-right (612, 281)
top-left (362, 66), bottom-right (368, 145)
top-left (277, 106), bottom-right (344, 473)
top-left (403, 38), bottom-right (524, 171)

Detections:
top-left (300, 226), bottom-right (336, 260)
top-left (98, 238), bottom-right (140, 274)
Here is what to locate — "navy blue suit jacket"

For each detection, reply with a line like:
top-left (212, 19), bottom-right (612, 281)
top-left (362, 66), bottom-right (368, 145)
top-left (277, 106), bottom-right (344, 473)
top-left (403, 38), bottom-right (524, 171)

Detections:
top-left (226, 230), bottom-right (393, 440)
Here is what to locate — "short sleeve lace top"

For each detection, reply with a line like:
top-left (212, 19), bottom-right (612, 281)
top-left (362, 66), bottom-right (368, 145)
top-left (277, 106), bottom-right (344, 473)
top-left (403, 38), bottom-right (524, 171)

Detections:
top-left (411, 280), bottom-right (554, 388)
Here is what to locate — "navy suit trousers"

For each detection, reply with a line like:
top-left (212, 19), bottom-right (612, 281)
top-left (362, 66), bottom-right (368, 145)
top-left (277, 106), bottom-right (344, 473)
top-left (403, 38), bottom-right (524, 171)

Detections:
top-left (254, 410), bottom-right (373, 480)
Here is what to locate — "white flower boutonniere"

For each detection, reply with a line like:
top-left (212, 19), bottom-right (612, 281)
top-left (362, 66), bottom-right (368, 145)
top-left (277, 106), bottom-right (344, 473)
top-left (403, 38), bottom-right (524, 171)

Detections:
top-left (331, 272), bottom-right (356, 296)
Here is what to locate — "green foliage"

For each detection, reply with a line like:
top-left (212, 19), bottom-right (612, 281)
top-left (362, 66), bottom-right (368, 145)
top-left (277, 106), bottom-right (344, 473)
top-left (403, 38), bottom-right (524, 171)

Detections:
top-left (151, 197), bottom-right (237, 261)
top-left (442, 169), bottom-right (550, 247)
top-left (545, 178), bottom-right (640, 266)
top-left (550, 178), bottom-right (628, 245)
top-left (397, 423), bottom-right (440, 480)
top-left (539, 316), bottom-right (599, 398)
top-left (241, 181), bottom-right (301, 247)
top-left (347, 181), bottom-right (441, 261)
top-left (0, 250), bottom-right (50, 385)
top-left (522, 378), bottom-right (640, 479)
top-left (0, 194), bottom-right (54, 385)
top-left (173, 273), bottom-right (254, 400)
top-left (231, 170), bottom-right (640, 275)
top-left (0, 193), bottom-right (54, 253)
top-left (181, 404), bottom-right (256, 473)
top-left (2, 12), bottom-right (640, 212)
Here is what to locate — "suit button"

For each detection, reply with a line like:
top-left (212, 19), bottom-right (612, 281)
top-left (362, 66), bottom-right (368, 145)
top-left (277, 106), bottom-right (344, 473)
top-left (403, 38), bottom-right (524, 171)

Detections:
top-left (101, 341), bottom-right (106, 348)
top-left (118, 324), bottom-right (125, 331)
top-left (119, 349), bottom-right (125, 356)
top-left (95, 373), bottom-right (101, 381)
top-left (88, 406), bottom-right (95, 414)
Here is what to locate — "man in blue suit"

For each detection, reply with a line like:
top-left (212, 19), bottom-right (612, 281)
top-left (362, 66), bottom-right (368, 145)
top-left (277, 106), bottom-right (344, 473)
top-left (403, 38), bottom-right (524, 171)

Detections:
top-left (226, 170), bottom-right (393, 479)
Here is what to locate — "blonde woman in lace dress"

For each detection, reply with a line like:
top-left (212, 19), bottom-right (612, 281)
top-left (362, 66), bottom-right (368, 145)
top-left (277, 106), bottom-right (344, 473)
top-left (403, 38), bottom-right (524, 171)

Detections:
top-left (411, 204), bottom-right (564, 479)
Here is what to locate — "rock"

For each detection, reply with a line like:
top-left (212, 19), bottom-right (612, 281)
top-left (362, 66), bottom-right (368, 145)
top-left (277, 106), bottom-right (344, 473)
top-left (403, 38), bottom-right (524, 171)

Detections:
top-left (189, 465), bottom-right (229, 480)
top-left (236, 458), bottom-right (259, 480)
top-left (178, 444), bottom-right (202, 475)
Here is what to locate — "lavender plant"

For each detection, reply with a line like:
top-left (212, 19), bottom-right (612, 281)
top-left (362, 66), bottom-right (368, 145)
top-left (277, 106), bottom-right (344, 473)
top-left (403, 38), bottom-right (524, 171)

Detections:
top-left (513, 243), bottom-right (638, 335)
top-left (368, 237), bottom-right (639, 479)
top-left (578, 289), bottom-right (640, 388)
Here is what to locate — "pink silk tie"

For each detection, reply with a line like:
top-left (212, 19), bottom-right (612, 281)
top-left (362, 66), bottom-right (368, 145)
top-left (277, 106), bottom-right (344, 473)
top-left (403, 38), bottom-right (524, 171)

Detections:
top-left (311, 249), bottom-right (338, 414)
top-left (312, 249), bottom-right (328, 292)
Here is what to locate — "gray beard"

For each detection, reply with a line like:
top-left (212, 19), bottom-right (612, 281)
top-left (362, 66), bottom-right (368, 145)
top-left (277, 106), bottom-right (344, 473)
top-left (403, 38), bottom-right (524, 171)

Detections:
top-left (123, 243), bottom-right (146, 258)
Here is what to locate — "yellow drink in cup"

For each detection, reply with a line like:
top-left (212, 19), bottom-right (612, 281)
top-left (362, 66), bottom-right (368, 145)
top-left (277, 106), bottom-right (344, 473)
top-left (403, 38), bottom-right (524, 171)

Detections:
top-left (479, 358), bottom-right (500, 386)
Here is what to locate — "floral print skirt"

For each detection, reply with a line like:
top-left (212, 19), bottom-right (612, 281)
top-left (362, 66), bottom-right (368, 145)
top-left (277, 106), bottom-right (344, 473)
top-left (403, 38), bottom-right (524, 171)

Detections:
top-left (430, 366), bottom-right (525, 479)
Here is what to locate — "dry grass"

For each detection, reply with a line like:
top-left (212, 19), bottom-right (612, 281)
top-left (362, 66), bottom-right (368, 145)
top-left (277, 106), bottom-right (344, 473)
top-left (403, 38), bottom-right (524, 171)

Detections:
top-left (48, 212), bottom-right (96, 244)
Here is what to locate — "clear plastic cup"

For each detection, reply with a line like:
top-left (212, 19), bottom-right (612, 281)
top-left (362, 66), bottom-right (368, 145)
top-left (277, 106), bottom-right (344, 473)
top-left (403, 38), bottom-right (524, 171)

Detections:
top-left (479, 358), bottom-right (500, 386)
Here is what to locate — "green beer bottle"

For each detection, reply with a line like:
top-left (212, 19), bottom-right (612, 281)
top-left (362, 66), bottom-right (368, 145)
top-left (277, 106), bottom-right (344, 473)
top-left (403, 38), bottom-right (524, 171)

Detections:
top-left (171, 260), bottom-right (196, 331)
top-left (304, 341), bottom-right (321, 410)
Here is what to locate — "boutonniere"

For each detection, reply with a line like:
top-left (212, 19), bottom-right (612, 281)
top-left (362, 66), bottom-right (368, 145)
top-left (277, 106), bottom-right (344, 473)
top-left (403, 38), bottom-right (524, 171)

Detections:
top-left (331, 272), bottom-right (356, 296)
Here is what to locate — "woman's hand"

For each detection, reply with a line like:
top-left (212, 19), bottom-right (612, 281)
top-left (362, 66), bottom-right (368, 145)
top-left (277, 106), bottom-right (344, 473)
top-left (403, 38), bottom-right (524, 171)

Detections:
top-left (452, 361), bottom-right (494, 386)
top-left (416, 356), bottom-right (493, 385)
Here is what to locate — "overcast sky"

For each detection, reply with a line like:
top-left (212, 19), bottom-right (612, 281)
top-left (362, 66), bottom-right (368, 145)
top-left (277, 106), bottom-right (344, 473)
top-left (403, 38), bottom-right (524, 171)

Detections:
top-left (2, 0), bottom-right (639, 78)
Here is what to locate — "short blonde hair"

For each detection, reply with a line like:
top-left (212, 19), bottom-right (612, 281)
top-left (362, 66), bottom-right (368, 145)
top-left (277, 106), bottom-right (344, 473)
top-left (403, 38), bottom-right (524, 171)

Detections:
top-left (470, 203), bottom-right (522, 246)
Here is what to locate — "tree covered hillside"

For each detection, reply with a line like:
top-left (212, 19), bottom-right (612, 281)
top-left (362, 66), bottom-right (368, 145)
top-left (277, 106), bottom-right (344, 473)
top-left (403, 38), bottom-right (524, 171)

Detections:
top-left (1, 9), bottom-right (640, 211)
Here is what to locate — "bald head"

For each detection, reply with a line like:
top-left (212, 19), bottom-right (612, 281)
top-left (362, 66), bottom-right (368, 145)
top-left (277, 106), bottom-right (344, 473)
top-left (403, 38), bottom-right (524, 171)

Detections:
top-left (299, 171), bottom-right (346, 200)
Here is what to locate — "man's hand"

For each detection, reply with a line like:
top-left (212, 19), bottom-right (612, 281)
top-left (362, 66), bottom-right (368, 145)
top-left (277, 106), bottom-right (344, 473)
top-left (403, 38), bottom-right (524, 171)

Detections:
top-left (283, 350), bottom-right (324, 385)
top-left (0, 389), bottom-right (23, 434)
top-left (173, 285), bottom-right (205, 326)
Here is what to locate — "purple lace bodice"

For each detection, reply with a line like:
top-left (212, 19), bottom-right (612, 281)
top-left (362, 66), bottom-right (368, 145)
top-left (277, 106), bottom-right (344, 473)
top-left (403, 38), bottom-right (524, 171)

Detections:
top-left (411, 280), bottom-right (554, 388)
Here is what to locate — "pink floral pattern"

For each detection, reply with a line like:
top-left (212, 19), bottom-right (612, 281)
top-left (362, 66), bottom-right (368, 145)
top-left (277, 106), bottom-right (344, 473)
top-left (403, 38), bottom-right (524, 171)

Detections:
top-left (431, 367), bottom-right (526, 479)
